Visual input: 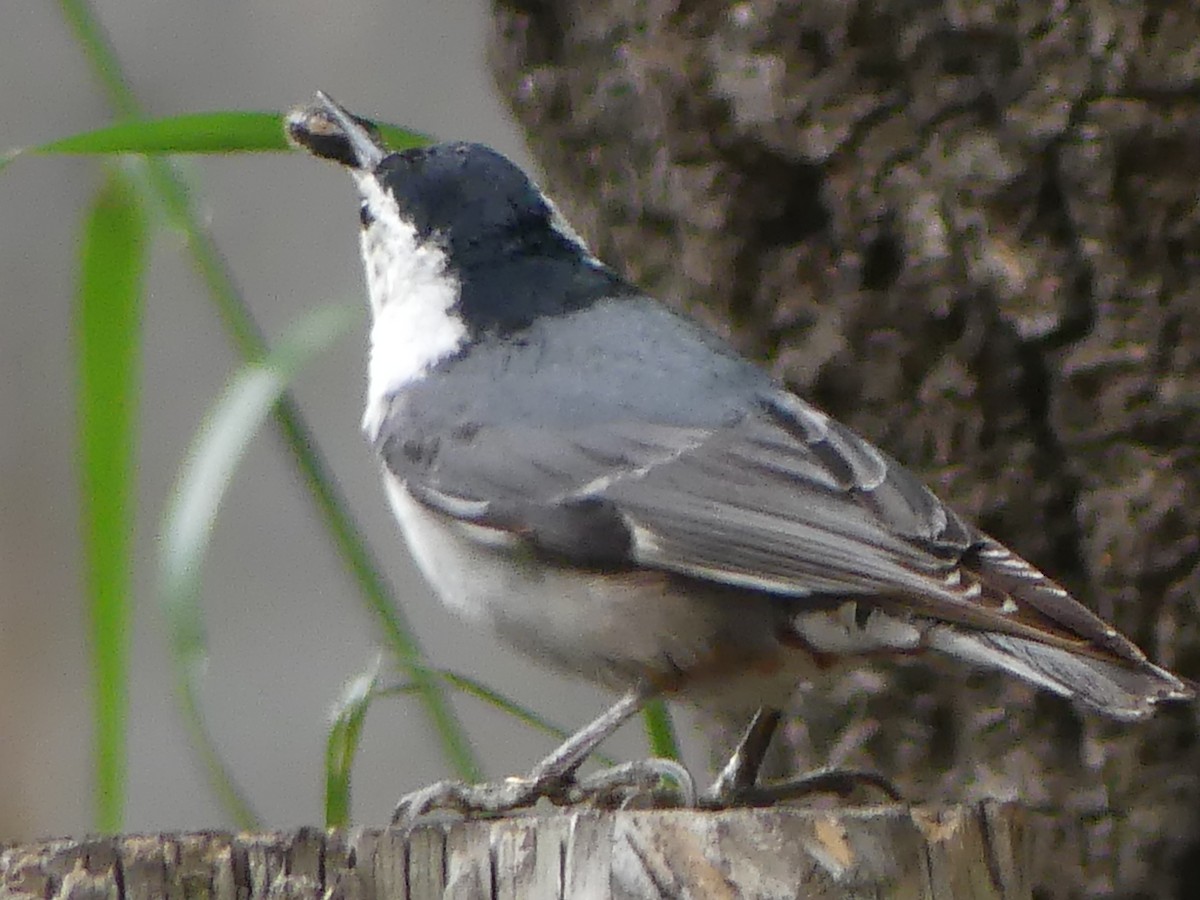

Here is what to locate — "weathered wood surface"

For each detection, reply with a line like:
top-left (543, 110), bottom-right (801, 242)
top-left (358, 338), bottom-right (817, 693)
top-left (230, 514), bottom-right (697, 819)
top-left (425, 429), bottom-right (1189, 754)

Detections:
top-left (1, 803), bottom-right (1030, 899)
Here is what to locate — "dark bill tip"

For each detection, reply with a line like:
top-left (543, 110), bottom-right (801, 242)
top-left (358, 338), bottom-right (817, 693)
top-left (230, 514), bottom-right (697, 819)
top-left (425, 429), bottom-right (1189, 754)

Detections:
top-left (285, 91), bottom-right (386, 170)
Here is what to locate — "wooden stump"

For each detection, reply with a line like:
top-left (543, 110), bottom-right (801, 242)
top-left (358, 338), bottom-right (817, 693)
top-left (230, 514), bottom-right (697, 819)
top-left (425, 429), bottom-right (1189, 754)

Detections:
top-left (0, 803), bottom-right (1031, 899)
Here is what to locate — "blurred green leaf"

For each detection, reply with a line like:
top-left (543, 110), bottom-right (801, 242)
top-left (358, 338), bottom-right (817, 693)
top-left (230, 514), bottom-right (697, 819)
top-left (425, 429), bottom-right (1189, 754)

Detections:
top-left (29, 112), bottom-right (289, 156)
top-left (159, 305), bottom-right (354, 829)
top-left (54, 0), bottom-right (480, 789)
top-left (3, 111), bottom-right (428, 167)
top-left (324, 656), bottom-right (384, 828)
top-left (48, 0), bottom-right (666, 806)
top-left (642, 699), bottom-right (680, 762)
top-left (77, 167), bottom-right (148, 834)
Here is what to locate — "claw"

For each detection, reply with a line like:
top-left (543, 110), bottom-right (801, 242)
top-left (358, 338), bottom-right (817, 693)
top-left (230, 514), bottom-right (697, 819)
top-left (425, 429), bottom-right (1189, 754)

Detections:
top-left (700, 707), bottom-right (901, 808)
top-left (701, 766), bottom-right (901, 809)
top-left (393, 685), bottom-right (659, 826)
top-left (570, 758), bottom-right (697, 809)
top-left (390, 757), bottom-right (698, 826)
top-left (391, 774), bottom-right (552, 827)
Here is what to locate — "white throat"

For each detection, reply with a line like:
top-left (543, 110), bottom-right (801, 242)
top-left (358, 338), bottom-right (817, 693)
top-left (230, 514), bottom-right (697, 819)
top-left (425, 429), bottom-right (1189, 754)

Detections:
top-left (355, 172), bottom-right (468, 439)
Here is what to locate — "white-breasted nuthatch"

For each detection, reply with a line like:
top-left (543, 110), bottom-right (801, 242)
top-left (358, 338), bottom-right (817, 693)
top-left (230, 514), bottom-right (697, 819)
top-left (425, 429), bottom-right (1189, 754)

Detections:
top-left (286, 92), bottom-right (1193, 823)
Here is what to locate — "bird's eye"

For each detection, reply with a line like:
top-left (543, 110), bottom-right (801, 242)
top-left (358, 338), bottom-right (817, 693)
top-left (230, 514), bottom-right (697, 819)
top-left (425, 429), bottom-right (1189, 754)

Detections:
top-left (359, 204), bottom-right (375, 228)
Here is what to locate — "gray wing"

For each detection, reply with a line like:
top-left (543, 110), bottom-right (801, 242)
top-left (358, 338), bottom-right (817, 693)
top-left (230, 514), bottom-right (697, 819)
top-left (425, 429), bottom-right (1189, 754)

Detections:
top-left (379, 385), bottom-right (1145, 664)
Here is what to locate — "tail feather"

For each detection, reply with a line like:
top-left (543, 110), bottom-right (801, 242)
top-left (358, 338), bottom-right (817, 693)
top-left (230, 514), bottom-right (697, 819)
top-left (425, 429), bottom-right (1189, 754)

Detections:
top-left (927, 626), bottom-right (1194, 721)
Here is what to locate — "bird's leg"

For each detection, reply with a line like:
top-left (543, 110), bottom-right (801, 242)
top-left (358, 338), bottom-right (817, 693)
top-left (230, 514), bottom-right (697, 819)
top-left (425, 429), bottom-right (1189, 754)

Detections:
top-left (527, 685), bottom-right (648, 783)
top-left (700, 707), bottom-right (782, 806)
top-left (701, 706), bottom-right (900, 808)
top-left (392, 684), bottom-right (693, 825)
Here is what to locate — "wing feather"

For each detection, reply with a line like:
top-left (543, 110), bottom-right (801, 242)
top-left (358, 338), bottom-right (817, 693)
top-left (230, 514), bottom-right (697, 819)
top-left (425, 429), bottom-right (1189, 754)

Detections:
top-left (380, 386), bottom-right (1164, 671)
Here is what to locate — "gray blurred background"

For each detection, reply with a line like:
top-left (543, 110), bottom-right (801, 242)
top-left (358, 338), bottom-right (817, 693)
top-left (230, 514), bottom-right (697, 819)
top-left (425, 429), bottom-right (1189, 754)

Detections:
top-left (0, 0), bottom-right (670, 839)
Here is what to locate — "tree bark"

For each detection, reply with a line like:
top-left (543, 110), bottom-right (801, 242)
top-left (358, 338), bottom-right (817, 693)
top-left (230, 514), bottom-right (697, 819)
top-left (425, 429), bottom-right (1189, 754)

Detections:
top-left (489, 2), bottom-right (1200, 897)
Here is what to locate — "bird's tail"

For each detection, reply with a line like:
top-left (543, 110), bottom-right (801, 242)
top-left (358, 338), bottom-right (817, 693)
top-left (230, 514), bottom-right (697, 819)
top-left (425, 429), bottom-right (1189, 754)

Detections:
top-left (926, 626), bottom-right (1194, 721)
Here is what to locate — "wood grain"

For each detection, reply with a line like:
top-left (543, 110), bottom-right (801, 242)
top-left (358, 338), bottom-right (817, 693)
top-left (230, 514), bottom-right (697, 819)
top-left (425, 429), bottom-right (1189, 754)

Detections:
top-left (0, 803), bottom-right (1032, 899)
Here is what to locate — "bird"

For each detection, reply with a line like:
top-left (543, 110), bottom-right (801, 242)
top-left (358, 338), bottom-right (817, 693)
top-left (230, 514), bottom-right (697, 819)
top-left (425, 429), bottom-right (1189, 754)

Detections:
top-left (285, 92), bottom-right (1194, 822)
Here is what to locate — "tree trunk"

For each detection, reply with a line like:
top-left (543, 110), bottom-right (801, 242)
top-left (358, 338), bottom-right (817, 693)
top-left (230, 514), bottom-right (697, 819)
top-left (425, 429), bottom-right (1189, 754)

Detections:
top-left (489, 2), bottom-right (1200, 897)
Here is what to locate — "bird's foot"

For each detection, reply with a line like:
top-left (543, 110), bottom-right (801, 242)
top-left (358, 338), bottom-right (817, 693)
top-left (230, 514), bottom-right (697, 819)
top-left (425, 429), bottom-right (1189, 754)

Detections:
top-left (700, 767), bottom-right (901, 809)
top-left (568, 757), bottom-right (696, 809)
top-left (392, 757), bottom-right (697, 827)
top-left (391, 774), bottom-right (552, 828)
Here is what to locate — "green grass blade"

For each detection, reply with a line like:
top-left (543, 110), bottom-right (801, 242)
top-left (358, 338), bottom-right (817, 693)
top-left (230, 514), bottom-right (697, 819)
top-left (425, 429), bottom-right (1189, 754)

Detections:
top-left (641, 699), bottom-right (680, 762)
top-left (324, 656), bottom-right (384, 828)
top-left (56, 0), bottom-right (137, 119)
top-left (54, 0), bottom-right (480, 784)
top-left (77, 167), bottom-right (148, 834)
top-left (2, 112), bottom-right (428, 169)
top-left (30, 112), bottom-right (289, 156)
top-left (159, 305), bottom-right (354, 828)
top-left (57, 2), bottom-right (478, 786)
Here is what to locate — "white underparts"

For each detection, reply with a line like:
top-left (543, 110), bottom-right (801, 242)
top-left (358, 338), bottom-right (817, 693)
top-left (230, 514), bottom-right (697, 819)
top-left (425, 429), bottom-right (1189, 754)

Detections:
top-left (792, 602), bottom-right (922, 654)
top-left (355, 172), bottom-right (467, 440)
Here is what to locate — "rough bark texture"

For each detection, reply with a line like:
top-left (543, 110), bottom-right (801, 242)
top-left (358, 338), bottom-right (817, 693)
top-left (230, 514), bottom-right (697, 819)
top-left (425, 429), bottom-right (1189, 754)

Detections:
top-left (0, 805), bottom-right (1030, 899)
top-left (489, 2), bottom-right (1200, 897)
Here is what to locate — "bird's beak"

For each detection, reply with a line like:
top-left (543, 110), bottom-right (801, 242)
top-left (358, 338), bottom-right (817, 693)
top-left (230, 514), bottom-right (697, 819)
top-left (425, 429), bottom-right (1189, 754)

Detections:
top-left (285, 90), bottom-right (387, 172)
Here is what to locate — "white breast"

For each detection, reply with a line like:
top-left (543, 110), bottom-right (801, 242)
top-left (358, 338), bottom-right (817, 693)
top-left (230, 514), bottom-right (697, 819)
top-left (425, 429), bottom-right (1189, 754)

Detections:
top-left (355, 173), bottom-right (467, 440)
